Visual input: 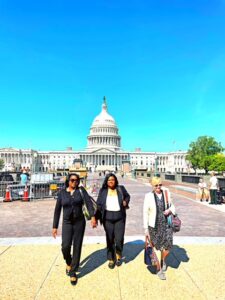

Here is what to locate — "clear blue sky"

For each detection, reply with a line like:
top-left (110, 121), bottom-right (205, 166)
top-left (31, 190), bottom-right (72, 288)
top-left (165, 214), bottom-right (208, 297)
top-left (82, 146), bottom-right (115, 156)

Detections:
top-left (0, 0), bottom-right (225, 152)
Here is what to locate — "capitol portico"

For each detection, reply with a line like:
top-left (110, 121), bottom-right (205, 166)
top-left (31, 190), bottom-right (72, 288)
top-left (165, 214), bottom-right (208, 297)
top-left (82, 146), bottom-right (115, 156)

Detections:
top-left (0, 97), bottom-right (188, 174)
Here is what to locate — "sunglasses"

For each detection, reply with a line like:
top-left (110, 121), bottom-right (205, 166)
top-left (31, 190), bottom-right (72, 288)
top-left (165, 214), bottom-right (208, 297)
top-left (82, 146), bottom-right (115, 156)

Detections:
top-left (70, 179), bottom-right (78, 183)
top-left (155, 184), bottom-right (162, 187)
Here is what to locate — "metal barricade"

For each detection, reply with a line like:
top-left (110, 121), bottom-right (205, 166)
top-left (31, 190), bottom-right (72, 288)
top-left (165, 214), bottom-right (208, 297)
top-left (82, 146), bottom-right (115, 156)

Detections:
top-left (8, 183), bottom-right (28, 200)
top-left (0, 181), bottom-right (19, 198)
top-left (86, 178), bottom-right (102, 198)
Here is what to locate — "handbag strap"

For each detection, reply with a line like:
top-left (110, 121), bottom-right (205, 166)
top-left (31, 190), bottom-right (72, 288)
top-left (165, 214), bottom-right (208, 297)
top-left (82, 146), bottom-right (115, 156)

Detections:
top-left (164, 190), bottom-right (170, 210)
top-left (79, 187), bottom-right (85, 204)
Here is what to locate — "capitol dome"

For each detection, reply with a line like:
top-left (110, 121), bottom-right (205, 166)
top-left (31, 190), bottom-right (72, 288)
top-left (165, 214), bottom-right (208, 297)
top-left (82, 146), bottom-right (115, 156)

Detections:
top-left (87, 97), bottom-right (121, 150)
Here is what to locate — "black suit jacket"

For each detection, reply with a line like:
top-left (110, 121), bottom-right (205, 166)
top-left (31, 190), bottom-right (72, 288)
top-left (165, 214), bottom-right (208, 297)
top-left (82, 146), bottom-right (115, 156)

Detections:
top-left (53, 187), bottom-right (94, 229)
top-left (96, 185), bottom-right (130, 222)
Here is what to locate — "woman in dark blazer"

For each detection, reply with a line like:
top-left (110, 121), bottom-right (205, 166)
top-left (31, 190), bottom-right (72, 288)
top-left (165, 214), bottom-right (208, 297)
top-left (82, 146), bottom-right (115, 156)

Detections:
top-left (52, 173), bottom-right (97, 285)
top-left (97, 173), bottom-right (130, 268)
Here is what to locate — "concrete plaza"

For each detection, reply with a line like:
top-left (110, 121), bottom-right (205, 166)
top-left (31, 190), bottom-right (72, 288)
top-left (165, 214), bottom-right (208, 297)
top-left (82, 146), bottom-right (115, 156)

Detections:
top-left (0, 175), bottom-right (225, 300)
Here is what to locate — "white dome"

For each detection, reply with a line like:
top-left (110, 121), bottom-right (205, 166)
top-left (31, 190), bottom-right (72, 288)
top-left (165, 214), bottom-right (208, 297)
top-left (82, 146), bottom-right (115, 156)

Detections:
top-left (92, 101), bottom-right (116, 127)
top-left (86, 97), bottom-right (121, 150)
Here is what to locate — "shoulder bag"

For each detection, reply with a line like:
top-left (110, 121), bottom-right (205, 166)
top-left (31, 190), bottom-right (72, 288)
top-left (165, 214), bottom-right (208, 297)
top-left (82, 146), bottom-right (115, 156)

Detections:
top-left (164, 190), bottom-right (181, 233)
top-left (79, 188), bottom-right (97, 221)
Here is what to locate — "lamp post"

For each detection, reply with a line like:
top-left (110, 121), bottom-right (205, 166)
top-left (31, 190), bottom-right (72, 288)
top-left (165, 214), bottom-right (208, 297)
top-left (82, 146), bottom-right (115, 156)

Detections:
top-left (154, 154), bottom-right (158, 176)
top-left (32, 152), bottom-right (38, 173)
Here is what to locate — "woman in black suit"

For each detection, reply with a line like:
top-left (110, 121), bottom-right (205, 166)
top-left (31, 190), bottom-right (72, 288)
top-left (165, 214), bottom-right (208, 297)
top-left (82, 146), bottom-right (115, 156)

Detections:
top-left (97, 173), bottom-right (130, 268)
top-left (52, 173), bottom-right (97, 285)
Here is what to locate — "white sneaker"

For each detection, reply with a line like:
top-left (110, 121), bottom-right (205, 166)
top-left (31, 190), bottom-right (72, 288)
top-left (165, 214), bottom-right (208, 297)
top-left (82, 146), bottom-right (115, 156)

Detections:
top-left (157, 270), bottom-right (166, 280)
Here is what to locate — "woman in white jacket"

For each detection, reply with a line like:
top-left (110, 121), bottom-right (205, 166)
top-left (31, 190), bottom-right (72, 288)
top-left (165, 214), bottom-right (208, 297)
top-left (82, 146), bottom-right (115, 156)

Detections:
top-left (143, 177), bottom-right (175, 280)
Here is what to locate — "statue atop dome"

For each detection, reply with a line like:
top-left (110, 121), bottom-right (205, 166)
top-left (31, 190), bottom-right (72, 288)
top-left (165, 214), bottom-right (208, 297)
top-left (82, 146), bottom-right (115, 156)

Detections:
top-left (102, 96), bottom-right (108, 111)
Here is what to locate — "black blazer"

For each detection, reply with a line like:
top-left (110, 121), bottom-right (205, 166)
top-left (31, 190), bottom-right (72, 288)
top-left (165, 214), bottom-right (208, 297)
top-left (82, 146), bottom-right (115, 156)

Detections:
top-left (96, 185), bottom-right (130, 222)
top-left (53, 187), bottom-right (95, 229)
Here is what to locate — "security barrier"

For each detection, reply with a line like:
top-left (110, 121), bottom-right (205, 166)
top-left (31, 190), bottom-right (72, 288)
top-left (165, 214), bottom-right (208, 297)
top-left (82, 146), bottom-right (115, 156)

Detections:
top-left (1, 178), bottom-right (103, 201)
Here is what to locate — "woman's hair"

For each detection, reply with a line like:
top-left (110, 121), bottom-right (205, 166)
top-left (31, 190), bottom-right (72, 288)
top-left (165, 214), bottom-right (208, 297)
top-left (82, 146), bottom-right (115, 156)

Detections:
top-left (102, 173), bottom-right (119, 189)
top-left (151, 176), bottom-right (162, 187)
top-left (65, 173), bottom-right (80, 188)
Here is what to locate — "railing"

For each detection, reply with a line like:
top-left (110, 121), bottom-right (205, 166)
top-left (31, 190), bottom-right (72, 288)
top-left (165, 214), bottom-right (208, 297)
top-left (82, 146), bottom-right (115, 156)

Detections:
top-left (165, 174), bottom-right (175, 181)
top-left (181, 175), bottom-right (200, 184)
top-left (0, 178), bottom-right (104, 201)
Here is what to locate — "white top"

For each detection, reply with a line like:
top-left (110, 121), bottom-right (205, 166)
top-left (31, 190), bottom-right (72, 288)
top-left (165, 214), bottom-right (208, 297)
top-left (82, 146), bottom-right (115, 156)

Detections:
top-left (106, 194), bottom-right (120, 211)
top-left (209, 176), bottom-right (218, 190)
top-left (198, 182), bottom-right (207, 189)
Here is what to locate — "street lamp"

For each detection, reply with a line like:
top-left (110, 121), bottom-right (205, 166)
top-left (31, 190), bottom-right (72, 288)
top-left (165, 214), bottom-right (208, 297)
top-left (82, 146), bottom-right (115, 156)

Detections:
top-left (32, 153), bottom-right (38, 173)
top-left (154, 154), bottom-right (158, 176)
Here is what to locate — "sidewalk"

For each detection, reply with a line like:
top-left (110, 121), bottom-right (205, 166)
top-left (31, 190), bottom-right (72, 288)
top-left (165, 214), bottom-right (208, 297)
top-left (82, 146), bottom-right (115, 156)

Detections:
top-left (0, 237), bottom-right (225, 300)
top-left (135, 176), bottom-right (225, 213)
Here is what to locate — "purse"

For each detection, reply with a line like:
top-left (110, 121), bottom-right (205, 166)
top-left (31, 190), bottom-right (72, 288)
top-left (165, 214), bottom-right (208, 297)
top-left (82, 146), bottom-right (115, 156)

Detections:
top-left (79, 188), bottom-right (97, 221)
top-left (164, 190), bottom-right (181, 233)
top-left (144, 237), bottom-right (159, 266)
top-left (167, 214), bottom-right (181, 232)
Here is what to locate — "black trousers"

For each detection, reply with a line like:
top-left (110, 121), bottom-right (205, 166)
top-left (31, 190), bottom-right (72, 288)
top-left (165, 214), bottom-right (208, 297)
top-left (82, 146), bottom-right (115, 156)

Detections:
top-left (210, 189), bottom-right (217, 204)
top-left (61, 216), bottom-right (86, 276)
top-left (103, 211), bottom-right (126, 260)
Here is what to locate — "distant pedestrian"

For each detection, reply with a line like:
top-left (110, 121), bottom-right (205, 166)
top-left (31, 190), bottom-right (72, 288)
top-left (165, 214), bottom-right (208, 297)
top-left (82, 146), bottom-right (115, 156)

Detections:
top-left (96, 173), bottom-right (130, 269)
top-left (209, 172), bottom-right (219, 205)
top-left (143, 177), bottom-right (176, 280)
top-left (20, 170), bottom-right (28, 185)
top-left (198, 178), bottom-right (209, 202)
top-left (52, 173), bottom-right (97, 285)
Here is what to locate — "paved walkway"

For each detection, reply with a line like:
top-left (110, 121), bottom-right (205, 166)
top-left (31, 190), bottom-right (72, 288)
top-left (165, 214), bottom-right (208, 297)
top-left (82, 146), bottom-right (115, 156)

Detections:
top-left (1, 175), bottom-right (225, 299)
top-left (0, 239), bottom-right (225, 300)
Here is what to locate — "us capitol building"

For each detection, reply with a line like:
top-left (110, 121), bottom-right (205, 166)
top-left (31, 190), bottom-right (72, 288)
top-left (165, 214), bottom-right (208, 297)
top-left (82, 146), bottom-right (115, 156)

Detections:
top-left (0, 97), bottom-right (188, 174)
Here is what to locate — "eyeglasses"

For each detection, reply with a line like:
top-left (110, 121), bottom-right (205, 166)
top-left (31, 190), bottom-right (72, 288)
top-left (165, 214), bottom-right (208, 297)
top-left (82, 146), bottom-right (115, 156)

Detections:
top-left (70, 179), bottom-right (78, 183)
top-left (154, 184), bottom-right (162, 187)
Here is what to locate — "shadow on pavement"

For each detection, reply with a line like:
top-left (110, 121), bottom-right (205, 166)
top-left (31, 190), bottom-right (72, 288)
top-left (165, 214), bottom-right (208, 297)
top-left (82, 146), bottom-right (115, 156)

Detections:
top-left (78, 248), bottom-right (107, 278)
top-left (123, 240), bottom-right (144, 264)
top-left (78, 240), bottom-right (144, 278)
top-left (147, 244), bottom-right (189, 274)
top-left (168, 244), bottom-right (189, 269)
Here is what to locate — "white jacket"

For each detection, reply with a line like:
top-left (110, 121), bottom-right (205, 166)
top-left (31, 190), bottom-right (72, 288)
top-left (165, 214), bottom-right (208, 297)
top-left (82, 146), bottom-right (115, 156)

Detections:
top-left (143, 188), bottom-right (176, 229)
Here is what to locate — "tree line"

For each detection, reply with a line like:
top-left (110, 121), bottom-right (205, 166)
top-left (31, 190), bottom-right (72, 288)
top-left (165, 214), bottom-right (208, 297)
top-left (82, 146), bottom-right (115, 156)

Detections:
top-left (186, 136), bottom-right (225, 174)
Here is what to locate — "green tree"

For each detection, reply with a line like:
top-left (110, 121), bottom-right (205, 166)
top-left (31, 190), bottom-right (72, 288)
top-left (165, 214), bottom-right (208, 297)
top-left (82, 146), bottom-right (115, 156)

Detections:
top-left (186, 136), bottom-right (224, 173)
top-left (0, 159), bottom-right (4, 170)
top-left (208, 153), bottom-right (225, 172)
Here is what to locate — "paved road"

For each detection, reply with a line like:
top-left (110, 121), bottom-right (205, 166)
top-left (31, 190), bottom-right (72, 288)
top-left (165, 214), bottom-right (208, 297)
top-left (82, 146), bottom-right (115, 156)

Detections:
top-left (0, 175), bottom-right (225, 238)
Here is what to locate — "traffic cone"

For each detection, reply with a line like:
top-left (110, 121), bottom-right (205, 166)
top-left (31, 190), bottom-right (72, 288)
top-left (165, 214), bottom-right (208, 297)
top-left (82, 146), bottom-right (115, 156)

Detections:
top-left (4, 186), bottom-right (12, 202)
top-left (23, 186), bottom-right (29, 201)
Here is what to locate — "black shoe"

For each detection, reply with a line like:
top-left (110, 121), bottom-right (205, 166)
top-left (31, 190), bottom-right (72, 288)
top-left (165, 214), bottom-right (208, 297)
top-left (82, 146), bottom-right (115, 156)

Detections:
top-left (200, 199), bottom-right (203, 202)
top-left (108, 260), bottom-right (116, 269)
top-left (116, 259), bottom-right (122, 267)
top-left (70, 274), bottom-right (78, 286)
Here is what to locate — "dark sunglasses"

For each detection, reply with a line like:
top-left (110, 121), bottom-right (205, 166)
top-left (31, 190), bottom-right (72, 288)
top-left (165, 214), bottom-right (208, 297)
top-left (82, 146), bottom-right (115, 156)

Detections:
top-left (155, 184), bottom-right (162, 187)
top-left (70, 178), bottom-right (78, 183)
